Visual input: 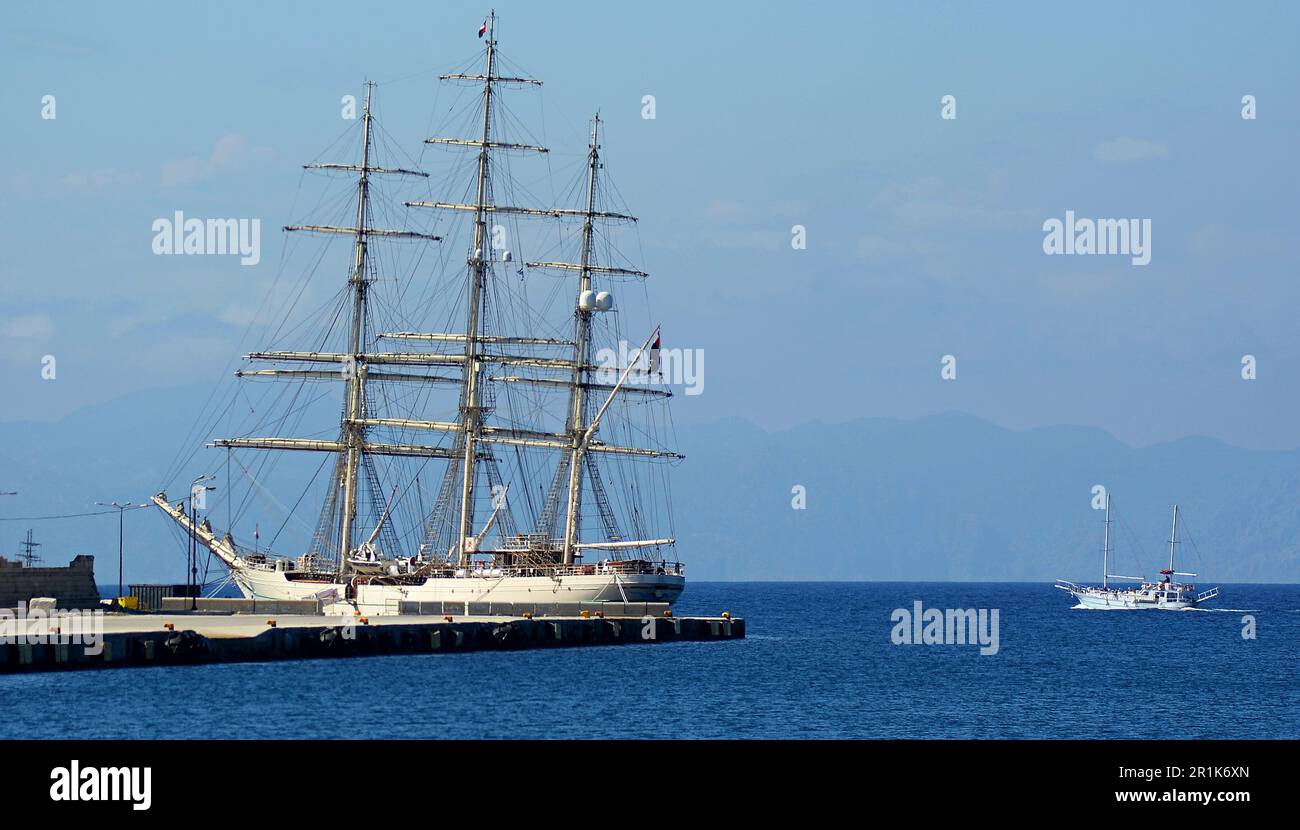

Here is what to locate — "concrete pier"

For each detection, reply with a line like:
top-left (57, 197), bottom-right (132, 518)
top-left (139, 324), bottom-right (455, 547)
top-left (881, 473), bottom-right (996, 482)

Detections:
top-left (0, 609), bottom-right (744, 673)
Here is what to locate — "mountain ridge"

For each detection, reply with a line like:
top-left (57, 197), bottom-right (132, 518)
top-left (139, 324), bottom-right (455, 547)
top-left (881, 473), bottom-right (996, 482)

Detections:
top-left (2, 384), bottom-right (1297, 584)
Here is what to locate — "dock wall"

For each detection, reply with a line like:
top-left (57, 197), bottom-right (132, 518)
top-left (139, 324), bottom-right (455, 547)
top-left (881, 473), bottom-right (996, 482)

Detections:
top-left (0, 555), bottom-right (100, 610)
top-left (0, 613), bottom-right (744, 674)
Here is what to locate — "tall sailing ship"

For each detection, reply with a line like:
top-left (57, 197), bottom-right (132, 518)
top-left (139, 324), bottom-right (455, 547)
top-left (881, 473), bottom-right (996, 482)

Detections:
top-left (153, 16), bottom-right (686, 614)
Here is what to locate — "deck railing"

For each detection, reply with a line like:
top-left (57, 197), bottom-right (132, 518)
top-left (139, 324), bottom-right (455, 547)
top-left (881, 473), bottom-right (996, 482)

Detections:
top-left (429, 562), bottom-right (686, 579)
top-left (236, 557), bottom-right (685, 580)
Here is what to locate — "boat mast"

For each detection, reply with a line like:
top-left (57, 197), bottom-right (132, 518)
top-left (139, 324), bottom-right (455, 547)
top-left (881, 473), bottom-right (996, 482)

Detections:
top-left (1102, 493), bottom-right (1110, 589)
top-left (561, 113), bottom-right (603, 565)
top-left (1167, 504), bottom-right (1179, 574)
top-left (456, 12), bottom-right (497, 567)
top-left (395, 25), bottom-right (682, 566)
top-left (212, 83), bottom-right (439, 573)
top-left (338, 81), bottom-right (375, 572)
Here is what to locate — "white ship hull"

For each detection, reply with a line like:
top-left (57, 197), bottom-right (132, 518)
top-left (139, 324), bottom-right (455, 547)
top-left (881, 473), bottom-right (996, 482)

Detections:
top-left (152, 494), bottom-right (684, 615)
top-left (1070, 590), bottom-right (1191, 610)
top-left (233, 566), bottom-right (685, 615)
top-left (1057, 583), bottom-right (1219, 611)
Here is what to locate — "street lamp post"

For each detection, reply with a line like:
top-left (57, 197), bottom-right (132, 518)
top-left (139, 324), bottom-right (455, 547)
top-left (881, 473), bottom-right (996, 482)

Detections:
top-left (188, 475), bottom-right (216, 611)
top-left (95, 500), bottom-right (147, 603)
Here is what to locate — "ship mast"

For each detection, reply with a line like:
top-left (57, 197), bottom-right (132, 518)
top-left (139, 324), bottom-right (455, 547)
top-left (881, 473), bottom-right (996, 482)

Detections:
top-left (560, 114), bottom-right (603, 565)
top-left (1167, 504), bottom-right (1179, 573)
top-left (394, 18), bottom-right (682, 566)
top-left (211, 82), bottom-right (441, 574)
top-left (339, 81), bottom-right (375, 567)
top-left (455, 12), bottom-right (498, 567)
top-left (1101, 493), bottom-right (1110, 589)
top-left (401, 12), bottom-right (560, 566)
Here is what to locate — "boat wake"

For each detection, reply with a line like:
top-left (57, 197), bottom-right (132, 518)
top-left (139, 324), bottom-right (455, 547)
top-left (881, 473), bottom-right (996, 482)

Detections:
top-left (1069, 603), bottom-right (1247, 612)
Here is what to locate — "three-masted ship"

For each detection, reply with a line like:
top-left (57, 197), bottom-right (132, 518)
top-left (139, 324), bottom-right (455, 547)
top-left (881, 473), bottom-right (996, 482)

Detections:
top-left (153, 16), bottom-right (685, 614)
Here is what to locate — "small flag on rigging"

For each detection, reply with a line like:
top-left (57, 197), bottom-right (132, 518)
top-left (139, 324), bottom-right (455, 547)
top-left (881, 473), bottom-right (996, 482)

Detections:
top-left (478, 20), bottom-right (488, 38)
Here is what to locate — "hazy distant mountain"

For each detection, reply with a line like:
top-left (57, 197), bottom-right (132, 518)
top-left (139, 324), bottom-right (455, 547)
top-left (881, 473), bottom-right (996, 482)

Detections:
top-left (2, 386), bottom-right (1297, 584)
top-left (675, 413), bottom-right (1300, 582)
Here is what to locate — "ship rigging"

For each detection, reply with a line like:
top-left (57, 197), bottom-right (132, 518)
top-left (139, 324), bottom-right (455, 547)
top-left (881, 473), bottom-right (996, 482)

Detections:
top-left (153, 15), bottom-right (686, 612)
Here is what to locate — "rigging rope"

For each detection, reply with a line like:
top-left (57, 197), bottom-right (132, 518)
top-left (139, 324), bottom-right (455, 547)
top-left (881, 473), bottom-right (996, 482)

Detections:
top-left (0, 505), bottom-right (152, 522)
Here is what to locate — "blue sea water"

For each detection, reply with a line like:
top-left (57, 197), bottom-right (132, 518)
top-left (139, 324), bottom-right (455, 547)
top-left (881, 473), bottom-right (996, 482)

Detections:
top-left (2, 582), bottom-right (1296, 739)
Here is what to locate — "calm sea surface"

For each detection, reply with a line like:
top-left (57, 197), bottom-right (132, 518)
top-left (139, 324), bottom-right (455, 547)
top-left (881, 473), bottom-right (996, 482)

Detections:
top-left (2, 582), bottom-right (1296, 739)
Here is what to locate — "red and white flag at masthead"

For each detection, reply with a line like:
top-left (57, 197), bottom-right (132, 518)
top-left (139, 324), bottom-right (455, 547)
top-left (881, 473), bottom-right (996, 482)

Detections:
top-left (478, 19), bottom-right (488, 38)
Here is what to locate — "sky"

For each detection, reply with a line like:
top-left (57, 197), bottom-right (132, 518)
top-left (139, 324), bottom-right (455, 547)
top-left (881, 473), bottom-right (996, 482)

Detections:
top-left (2, 0), bottom-right (1299, 450)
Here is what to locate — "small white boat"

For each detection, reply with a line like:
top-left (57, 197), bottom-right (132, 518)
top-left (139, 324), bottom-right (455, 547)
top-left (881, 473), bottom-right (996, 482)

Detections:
top-left (1056, 498), bottom-right (1220, 610)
